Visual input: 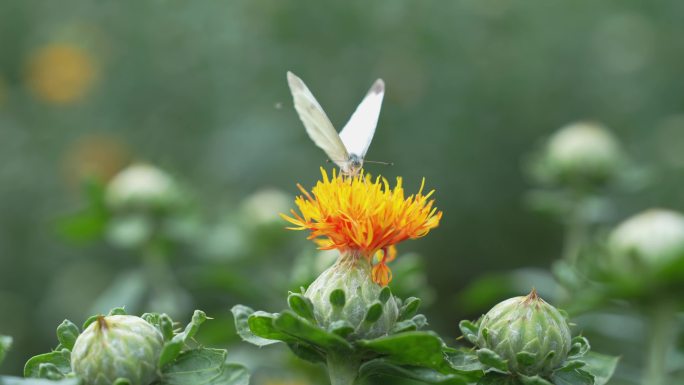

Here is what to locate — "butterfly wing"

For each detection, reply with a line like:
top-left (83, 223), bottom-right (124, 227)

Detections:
top-left (339, 79), bottom-right (385, 158)
top-left (287, 72), bottom-right (349, 168)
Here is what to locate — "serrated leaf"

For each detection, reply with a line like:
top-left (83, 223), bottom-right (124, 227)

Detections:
top-left (287, 293), bottom-right (315, 321)
top-left (357, 331), bottom-right (451, 372)
top-left (161, 348), bottom-right (249, 385)
top-left (359, 358), bottom-right (473, 384)
top-left (159, 310), bottom-right (207, 367)
top-left (24, 349), bottom-right (71, 379)
top-left (399, 297), bottom-right (421, 320)
top-left (273, 311), bottom-right (352, 352)
top-left (0, 376), bottom-right (80, 385)
top-left (550, 369), bottom-right (594, 385)
top-left (0, 336), bottom-right (12, 366)
top-left (580, 352), bottom-right (619, 385)
top-left (476, 349), bottom-right (508, 373)
top-left (56, 320), bottom-right (79, 351)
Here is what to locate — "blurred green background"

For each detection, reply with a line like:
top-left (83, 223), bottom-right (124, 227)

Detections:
top-left (1, 0), bottom-right (684, 384)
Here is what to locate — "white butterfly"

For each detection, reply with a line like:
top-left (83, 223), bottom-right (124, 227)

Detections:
top-left (287, 71), bottom-right (385, 176)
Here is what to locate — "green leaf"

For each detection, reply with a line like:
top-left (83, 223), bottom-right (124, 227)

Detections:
top-left (248, 312), bottom-right (296, 342)
top-left (273, 311), bottom-right (352, 352)
top-left (142, 313), bottom-right (174, 341)
top-left (287, 293), bottom-right (315, 321)
top-left (519, 374), bottom-right (553, 385)
top-left (379, 287), bottom-right (392, 304)
top-left (159, 310), bottom-right (207, 368)
top-left (357, 331), bottom-right (451, 372)
top-left (359, 358), bottom-right (472, 384)
top-left (399, 297), bottom-right (421, 321)
top-left (108, 307), bottom-right (127, 316)
top-left (446, 349), bottom-right (486, 375)
top-left (550, 369), bottom-right (594, 385)
top-left (24, 349), bottom-right (71, 379)
top-left (56, 320), bottom-right (79, 351)
top-left (556, 360), bottom-right (585, 372)
top-left (580, 352), bottom-right (619, 385)
top-left (0, 336), bottom-right (12, 366)
top-left (161, 348), bottom-right (249, 385)
top-left (231, 305), bottom-right (281, 347)
top-left (516, 352), bottom-right (537, 366)
top-left (567, 336), bottom-right (590, 359)
top-left (286, 342), bottom-right (326, 364)
top-left (82, 315), bottom-right (99, 330)
top-left (328, 320), bottom-right (354, 338)
top-left (458, 320), bottom-right (479, 345)
top-left (476, 348), bottom-right (509, 373)
top-left (0, 376), bottom-right (80, 385)
top-left (477, 372), bottom-right (520, 385)
top-left (37, 363), bottom-right (64, 380)
top-left (112, 379), bottom-right (131, 385)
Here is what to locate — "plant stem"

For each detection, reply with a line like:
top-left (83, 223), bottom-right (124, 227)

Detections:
top-left (562, 199), bottom-right (587, 266)
top-left (327, 352), bottom-right (360, 385)
top-left (643, 301), bottom-right (676, 385)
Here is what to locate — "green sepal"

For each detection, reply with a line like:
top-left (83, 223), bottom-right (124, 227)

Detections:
top-left (580, 352), bottom-right (619, 385)
top-left (287, 293), bottom-right (315, 321)
top-left (82, 315), bottom-right (99, 330)
top-left (56, 320), bottom-right (79, 351)
top-left (556, 359), bottom-right (586, 372)
top-left (379, 286), bottom-right (392, 304)
top-left (476, 348), bottom-right (509, 373)
top-left (141, 313), bottom-right (174, 341)
top-left (357, 331), bottom-right (452, 372)
top-left (0, 335), bottom-right (12, 365)
top-left (364, 301), bottom-right (384, 323)
top-left (328, 320), bottom-right (354, 338)
top-left (160, 348), bottom-right (249, 385)
top-left (159, 310), bottom-right (207, 368)
top-left (286, 342), bottom-right (326, 364)
top-left (458, 320), bottom-right (479, 345)
top-left (329, 289), bottom-right (346, 308)
top-left (24, 349), bottom-right (71, 379)
top-left (359, 358), bottom-right (472, 384)
top-left (398, 297), bottom-right (421, 320)
top-left (273, 311), bottom-right (352, 352)
top-left (230, 305), bottom-right (281, 346)
top-left (567, 336), bottom-right (590, 359)
top-left (516, 351), bottom-right (537, 367)
top-left (108, 307), bottom-right (127, 316)
top-left (550, 368), bottom-right (593, 385)
top-left (37, 363), bottom-right (64, 380)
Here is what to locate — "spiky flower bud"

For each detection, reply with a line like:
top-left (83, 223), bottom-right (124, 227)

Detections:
top-left (608, 209), bottom-right (684, 275)
top-left (305, 252), bottom-right (399, 339)
top-left (106, 163), bottom-right (180, 211)
top-left (71, 315), bottom-right (163, 385)
top-left (477, 289), bottom-right (572, 376)
top-left (540, 121), bottom-right (622, 187)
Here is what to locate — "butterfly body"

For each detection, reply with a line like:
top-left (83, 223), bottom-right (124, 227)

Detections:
top-left (287, 71), bottom-right (385, 176)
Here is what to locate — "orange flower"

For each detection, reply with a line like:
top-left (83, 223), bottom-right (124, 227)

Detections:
top-left (281, 168), bottom-right (442, 285)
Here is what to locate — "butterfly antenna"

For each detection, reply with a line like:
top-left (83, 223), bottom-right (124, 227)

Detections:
top-left (364, 160), bottom-right (394, 166)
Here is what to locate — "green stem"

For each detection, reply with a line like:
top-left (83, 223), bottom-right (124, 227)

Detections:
top-left (327, 352), bottom-right (360, 385)
top-left (562, 202), bottom-right (586, 266)
top-left (643, 301), bottom-right (676, 385)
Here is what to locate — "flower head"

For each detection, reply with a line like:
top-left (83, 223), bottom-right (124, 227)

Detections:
top-left (281, 168), bottom-right (442, 285)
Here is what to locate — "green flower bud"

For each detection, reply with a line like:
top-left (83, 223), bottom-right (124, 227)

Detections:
top-left (71, 315), bottom-right (163, 385)
top-left (106, 163), bottom-right (180, 211)
top-left (540, 121), bottom-right (622, 187)
top-left (477, 289), bottom-right (571, 376)
top-left (304, 252), bottom-right (399, 340)
top-left (608, 209), bottom-right (684, 275)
